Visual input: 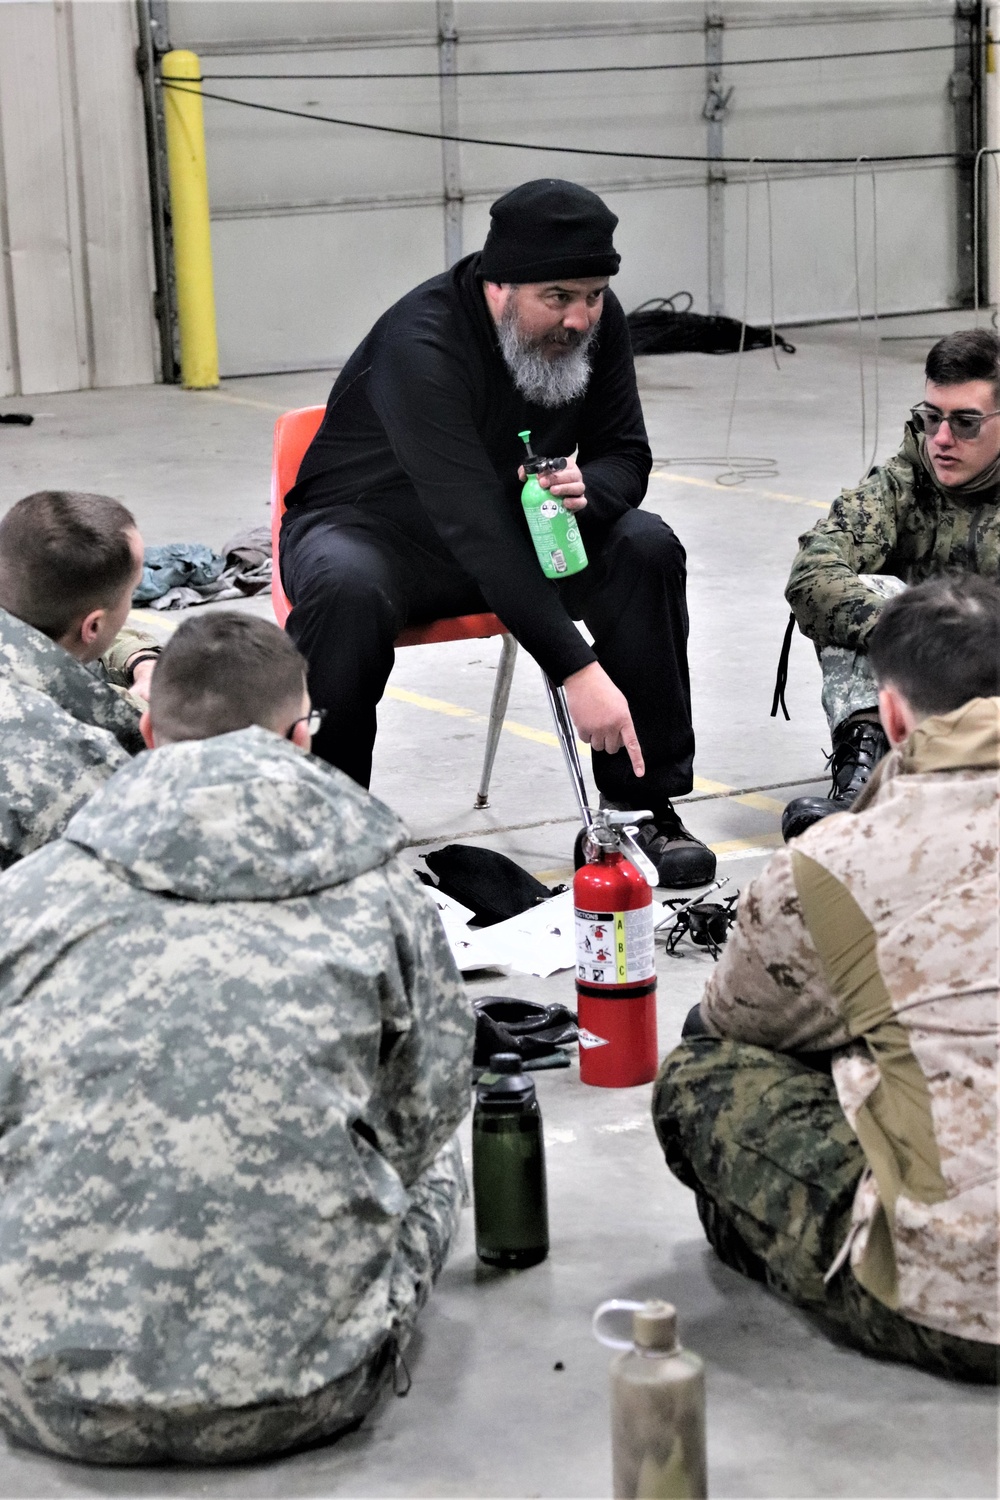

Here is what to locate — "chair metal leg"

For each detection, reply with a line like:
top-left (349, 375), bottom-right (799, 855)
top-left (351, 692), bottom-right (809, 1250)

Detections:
top-left (475, 634), bottom-right (518, 808)
top-left (543, 675), bottom-right (593, 830)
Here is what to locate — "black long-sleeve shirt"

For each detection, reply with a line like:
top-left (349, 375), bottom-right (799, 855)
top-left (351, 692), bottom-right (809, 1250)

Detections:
top-left (288, 252), bottom-right (652, 683)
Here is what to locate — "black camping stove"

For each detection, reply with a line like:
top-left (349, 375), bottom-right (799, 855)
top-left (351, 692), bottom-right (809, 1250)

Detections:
top-left (657, 879), bottom-right (739, 961)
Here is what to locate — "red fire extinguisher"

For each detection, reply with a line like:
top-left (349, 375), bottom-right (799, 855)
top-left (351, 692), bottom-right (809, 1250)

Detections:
top-left (573, 809), bottom-right (659, 1088)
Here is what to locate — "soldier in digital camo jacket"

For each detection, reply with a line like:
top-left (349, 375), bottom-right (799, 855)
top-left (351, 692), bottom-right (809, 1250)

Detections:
top-left (656, 578), bottom-right (999, 1383)
top-left (781, 329), bottom-right (1000, 840)
top-left (0, 613), bottom-right (474, 1464)
top-left (0, 490), bottom-right (163, 868)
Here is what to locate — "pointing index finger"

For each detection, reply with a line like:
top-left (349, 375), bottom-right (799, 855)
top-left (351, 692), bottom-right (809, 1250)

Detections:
top-left (623, 726), bottom-right (645, 778)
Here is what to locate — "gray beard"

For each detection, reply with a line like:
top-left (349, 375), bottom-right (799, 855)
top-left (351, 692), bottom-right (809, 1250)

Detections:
top-left (497, 305), bottom-right (597, 408)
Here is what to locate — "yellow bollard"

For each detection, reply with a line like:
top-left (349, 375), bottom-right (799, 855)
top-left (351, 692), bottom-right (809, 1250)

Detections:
top-left (162, 50), bottom-right (219, 388)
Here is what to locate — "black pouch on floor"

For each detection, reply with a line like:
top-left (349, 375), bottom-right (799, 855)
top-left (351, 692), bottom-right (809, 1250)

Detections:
top-left (425, 844), bottom-right (558, 926)
top-left (473, 996), bottom-right (579, 1068)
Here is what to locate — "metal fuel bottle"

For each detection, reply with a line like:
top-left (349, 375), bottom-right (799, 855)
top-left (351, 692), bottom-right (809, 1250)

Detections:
top-left (574, 809), bottom-right (658, 1088)
top-left (472, 1052), bottom-right (549, 1268)
top-left (518, 429), bottom-right (588, 579)
top-left (593, 1299), bottom-right (707, 1500)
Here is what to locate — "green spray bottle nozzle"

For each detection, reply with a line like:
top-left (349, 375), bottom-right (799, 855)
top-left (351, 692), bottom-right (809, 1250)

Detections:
top-left (519, 429), bottom-right (566, 477)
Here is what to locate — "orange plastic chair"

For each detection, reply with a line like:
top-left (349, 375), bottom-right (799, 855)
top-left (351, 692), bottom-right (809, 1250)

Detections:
top-left (271, 406), bottom-right (519, 807)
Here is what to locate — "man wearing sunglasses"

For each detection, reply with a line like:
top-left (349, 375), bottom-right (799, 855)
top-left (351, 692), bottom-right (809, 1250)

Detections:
top-left (782, 328), bottom-right (1000, 839)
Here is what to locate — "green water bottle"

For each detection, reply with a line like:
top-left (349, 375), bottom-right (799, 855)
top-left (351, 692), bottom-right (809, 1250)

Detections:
top-left (518, 430), bottom-right (589, 579)
top-left (472, 1052), bottom-right (549, 1269)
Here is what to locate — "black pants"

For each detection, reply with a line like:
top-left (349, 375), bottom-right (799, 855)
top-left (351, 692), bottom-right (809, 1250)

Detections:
top-left (280, 500), bottom-right (695, 806)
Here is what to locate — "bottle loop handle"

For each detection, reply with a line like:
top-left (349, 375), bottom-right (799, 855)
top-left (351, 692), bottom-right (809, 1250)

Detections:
top-left (592, 1298), bottom-right (644, 1350)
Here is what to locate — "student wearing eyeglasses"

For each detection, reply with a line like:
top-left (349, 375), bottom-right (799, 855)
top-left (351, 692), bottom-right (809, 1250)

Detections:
top-left (781, 328), bottom-right (1000, 840)
top-left (0, 611), bottom-right (473, 1464)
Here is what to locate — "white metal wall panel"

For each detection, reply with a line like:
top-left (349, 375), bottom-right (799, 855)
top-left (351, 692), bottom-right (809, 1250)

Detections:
top-left (166, 0), bottom-right (967, 376)
top-left (202, 48), bottom-right (443, 210)
top-left (211, 203), bottom-right (445, 373)
top-left (725, 165), bottom-right (956, 330)
top-left (0, 0), bottom-right (156, 396)
top-left (71, 2), bottom-right (159, 388)
top-left (720, 5), bottom-right (958, 322)
top-left (0, 2), bottom-right (85, 394)
top-left (167, 1), bottom-right (448, 373)
top-left (0, 182), bottom-right (15, 398)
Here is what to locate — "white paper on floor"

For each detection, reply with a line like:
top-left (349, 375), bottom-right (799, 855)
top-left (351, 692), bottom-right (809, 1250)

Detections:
top-left (442, 890), bottom-right (576, 977)
top-left (426, 887), bottom-right (476, 926)
top-left (434, 885), bottom-right (680, 978)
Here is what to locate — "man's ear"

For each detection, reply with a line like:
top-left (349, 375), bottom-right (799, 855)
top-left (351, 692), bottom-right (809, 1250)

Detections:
top-left (878, 683), bottom-right (918, 748)
top-left (57, 607), bottom-right (103, 657)
top-left (79, 608), bottom-right (106, 648)
top-left (482, 280), bottom-right (509, 322)
top-left (289, 717), bottom-right (311, 752)
top-left (139, 708), bottom-right (156, 750)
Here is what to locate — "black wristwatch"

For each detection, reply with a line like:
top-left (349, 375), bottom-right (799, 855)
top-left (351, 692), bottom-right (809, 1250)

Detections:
top-left (125, 650), bottom-right (161, 685)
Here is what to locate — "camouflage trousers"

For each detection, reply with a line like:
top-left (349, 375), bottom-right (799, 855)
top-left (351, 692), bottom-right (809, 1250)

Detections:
top-left (653, 1038), bottom-right (998, 1384)
top-left (0, 1137), bottom-right (467, 1466)
top-left (819, 575), bottom-right (907, 732)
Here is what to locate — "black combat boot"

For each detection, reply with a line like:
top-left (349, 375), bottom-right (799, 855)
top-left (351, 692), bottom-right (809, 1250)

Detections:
top-left (575, 800), bottom-right (717, 889)
top-left (781, 717), bottom-right (890, 842)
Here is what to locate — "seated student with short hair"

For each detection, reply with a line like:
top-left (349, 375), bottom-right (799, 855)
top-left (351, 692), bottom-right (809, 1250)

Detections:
top-left (781, 328), bottom-right (1000, 838)
top-left (0, 489), bottom-right (161, 867)
top-left (655, 575), bottom-right (999, 1383)
top-left (0, 612), bottom-right (474, 1465)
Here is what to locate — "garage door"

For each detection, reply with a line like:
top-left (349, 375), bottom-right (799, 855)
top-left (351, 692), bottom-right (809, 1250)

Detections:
top-left (158, 0), bottom-right (980, 376)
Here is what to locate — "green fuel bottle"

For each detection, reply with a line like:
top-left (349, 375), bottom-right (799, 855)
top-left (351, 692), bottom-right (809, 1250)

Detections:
top-left (472, 1052), bottom-right (549, 1269)
top-left (518, 429), bottom-right (588, 579)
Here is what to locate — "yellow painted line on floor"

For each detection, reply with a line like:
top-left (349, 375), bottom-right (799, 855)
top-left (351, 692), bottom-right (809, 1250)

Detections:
top-left (123, 636), bottom-right (789, 827)
top-left (129, 610), bottom-right (178, 632)
top-left (692, 774), bottom-right (731, 795)
top-left (505, 718), bottom-right (588, 752)
top-left (385, 686), bottom-right (792, 821)
top-left (711, 832), bottom-right (784, 857)
top-left (732, 791), bottom-right (787, 815)
top-left (536, 830), bottom-right (784, 883)
top-left (127, 637), bottom-right (787, 830)
top-left (385, 685), bottom-right (590, 753)
top-left (120, 651), bottom-right (787, 827)
top-left (386, 685), bottom-right (477, 719)
top-left (648, 469), bottom-right (829, 512)
top-left (692, 776), bottom-right (784, 815)
top-left (201, 389), bottom-right (290, 414)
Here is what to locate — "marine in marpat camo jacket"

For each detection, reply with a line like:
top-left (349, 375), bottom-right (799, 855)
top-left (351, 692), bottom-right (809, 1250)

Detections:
top-left (785, 424), bottom-right (1000, 729)
top-left (655, 698), bottom-right (999, 1379)
top-left (0, 726), bottom-right (474, 1463)
top-left (0, 606), bottom-right (152, 867)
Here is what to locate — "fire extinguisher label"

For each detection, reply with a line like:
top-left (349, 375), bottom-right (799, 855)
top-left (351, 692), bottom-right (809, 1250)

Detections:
top-left (577, 1027), bottom-right (610, 1050)
top-left (575, 907), bottom-right (655, 985)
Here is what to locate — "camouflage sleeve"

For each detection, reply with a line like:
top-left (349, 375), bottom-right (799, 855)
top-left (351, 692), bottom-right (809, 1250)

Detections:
top-left (785, 464), bottom-right (906, 651)
top-left (99, 626), bottom-right (162, 687)
top-left (361, 858), bottom-right (474, 1187)
top-left (0, 682), bottom-right (133, 867)
top-left (701, 847), bottom-right (852, 1053)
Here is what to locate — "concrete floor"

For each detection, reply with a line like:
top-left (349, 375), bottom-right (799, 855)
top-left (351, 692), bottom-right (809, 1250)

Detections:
top-left (0, 312), bottom-right (996, 1497)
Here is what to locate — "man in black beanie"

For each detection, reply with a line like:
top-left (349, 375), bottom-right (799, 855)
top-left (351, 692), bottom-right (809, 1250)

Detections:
top-left (280, 178), bottom-right (714, 887)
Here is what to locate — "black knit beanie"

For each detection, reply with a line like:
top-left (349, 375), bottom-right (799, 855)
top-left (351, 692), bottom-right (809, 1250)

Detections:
top-left (479, 179), bottom-right (621, 284)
